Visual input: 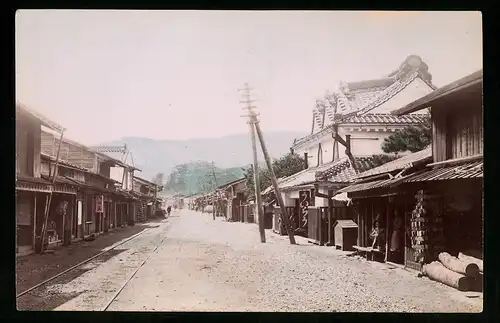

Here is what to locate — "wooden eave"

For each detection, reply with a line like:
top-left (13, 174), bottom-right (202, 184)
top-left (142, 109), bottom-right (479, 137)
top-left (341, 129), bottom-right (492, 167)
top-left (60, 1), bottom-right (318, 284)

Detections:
top-left (392, 69), bottom-right (483, 116)
top-left (133, 176), bottom-right (157, 188)
top-left (17, 102), bottom-right (66, 133)
top-left (292, 126), bottom-right (334, 150)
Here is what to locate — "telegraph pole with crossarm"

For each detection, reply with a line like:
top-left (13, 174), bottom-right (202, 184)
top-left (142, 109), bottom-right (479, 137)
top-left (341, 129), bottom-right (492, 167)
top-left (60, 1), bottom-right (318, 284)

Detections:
top-left (238, 83), bottom-right (296, 245)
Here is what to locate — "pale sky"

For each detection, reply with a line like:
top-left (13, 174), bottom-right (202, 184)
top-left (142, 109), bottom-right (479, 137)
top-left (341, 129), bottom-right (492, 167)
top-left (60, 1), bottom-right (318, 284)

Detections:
top-left (16, 10), bottom-right (482, 145)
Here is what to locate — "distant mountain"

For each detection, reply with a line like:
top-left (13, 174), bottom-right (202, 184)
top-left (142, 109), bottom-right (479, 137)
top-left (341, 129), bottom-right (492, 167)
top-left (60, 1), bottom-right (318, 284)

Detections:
top-left (162, 161), bottom-right (245, 196)
top-left (101, 131), bottom-right (307, 187)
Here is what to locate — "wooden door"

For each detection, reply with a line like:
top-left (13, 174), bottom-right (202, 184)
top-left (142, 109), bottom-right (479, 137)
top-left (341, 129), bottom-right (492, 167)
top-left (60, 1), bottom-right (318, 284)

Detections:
top-left (103, 202), bottom-right (109, 233)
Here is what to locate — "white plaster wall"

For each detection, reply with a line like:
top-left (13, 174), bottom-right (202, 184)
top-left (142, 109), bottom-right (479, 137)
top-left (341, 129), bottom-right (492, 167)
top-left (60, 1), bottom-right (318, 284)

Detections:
top-left (282, 193), bottom-right (295, 206)
top-left (315, 188), bottom-right (328, 207)
top-left (307, 146), bottom-right (318, 167)
top-left (369, 77), bottom-right (433, 115)
top-left (110, 167), bottom-right (123, 184)
top-left (350, 131), bottom-right (388, 156)
top-left (334, 126), bottom-right (409, 157)
top-left (319, 137), bottom-right (335, 164)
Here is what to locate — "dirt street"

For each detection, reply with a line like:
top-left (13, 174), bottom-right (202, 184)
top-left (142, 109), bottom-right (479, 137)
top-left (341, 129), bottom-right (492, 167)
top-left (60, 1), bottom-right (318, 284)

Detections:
top-left (21, 210), bottom-right (482, 312)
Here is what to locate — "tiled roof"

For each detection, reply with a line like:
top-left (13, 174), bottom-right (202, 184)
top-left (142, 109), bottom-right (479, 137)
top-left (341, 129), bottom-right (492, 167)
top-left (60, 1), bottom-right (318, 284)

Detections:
top-left (343, 113), bottom-right (427, 125)
top-left (404, 160), bottom-right (483, 182)
top-left (325, 71), bottom-right (420, 125)
top-left (306, 56), bottom-right (436, 138)
top-left (356, 147), bottom-right (432, 179)
top-left (337, 156), bottom-right (483, 196)
top-left (336, 176), bottom-right (408, 195)
top-left (261, 161), bottom-right (335, 194)
top-left (356, 72), bottom-right (420, 115)
top-left (349, 88), bottom-right (388, 110)
top-left (41, 174), bottom-right (77, 186)
top-left (316, 156), bottom-right (386, 183)
top-left (16, 176), bottom-right (52, 185)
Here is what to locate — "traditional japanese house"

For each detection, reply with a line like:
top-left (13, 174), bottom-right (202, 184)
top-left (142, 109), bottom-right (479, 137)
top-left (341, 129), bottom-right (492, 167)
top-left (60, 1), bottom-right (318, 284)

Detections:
top-left (40, 130), bottom-right (137, 238)
top-left (392, 69), bottom-right (483, 269)
top-left (15, 103), bottom-right (65, 255)
top-left (40, 153), bottom-right (84, 245)
top-left (221, 178), bottom-right (247, 222)
top-left (334, 147), bottom-right (433, 267)
top-left (132, 176), bottom-right (158, 222)
top-left (334, 69), bottom-right (483, 271)
top-left (266, 55), bottom-right (436, 239)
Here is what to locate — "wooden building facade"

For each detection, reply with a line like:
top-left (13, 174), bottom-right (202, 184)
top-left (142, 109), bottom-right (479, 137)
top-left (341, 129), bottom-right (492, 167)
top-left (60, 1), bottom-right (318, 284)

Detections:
top-left (267, 55), bottom-right (436, 240)
top-left (335, 70), bottom-right (483, 271)
top-left (392, 69), bottom-right (483, 267)
top-left (15, 103), bottom-right (66, 255)
top-left (132, 176), bottom-right (159, 222)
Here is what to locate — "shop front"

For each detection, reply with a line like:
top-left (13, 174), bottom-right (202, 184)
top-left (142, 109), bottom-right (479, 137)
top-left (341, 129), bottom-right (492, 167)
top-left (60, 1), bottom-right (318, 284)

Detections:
top-left (16, 178), bottom-right (53, 255)
top-left (16, 191), bottom-right (36, 255)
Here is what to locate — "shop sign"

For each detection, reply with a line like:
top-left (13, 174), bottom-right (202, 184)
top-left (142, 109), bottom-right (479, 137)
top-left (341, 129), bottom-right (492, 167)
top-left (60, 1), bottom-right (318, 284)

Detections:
top-left (96, 195), bottom-right (104, 213)
top-left (299, 190), bottom-right (311, 228)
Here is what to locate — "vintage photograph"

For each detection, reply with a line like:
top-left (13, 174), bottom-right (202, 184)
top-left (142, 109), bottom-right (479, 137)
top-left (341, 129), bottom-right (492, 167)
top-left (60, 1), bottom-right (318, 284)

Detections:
top-left (15, 10), bottom-right (483, 312)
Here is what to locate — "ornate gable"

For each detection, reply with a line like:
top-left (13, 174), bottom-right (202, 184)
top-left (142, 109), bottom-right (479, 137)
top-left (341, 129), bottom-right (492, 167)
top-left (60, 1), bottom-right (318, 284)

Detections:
top-left (311, 55), bottom-right (435, 132)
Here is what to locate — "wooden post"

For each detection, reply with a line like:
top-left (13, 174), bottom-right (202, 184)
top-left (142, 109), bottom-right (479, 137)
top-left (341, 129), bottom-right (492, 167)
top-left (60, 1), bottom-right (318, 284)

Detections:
top-left (238, 83), bottom-right (294, 244)
top-left (32, 193), bottom-right (37, 251)
top-left (254, 121), bottom-right (296, 245)
top-left (249, 121), bottom-right (266, 243)
top-left (356, 204), bottom-right (360, 246)
top-left (385, 198), bottom-right (391, 262)
top-left (62, 199), bottom-right (66, 244)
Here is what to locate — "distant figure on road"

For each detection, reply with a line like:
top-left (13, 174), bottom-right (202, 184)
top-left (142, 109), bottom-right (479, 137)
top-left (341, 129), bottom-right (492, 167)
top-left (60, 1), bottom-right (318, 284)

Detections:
top-left (167, 206), bottom-right (172, 216)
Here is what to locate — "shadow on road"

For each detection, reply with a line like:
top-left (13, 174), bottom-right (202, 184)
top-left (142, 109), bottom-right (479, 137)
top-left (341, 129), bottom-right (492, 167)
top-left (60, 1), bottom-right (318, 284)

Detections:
top-left (16, 219), bottom-right (165, 296)
top-left (16, 248), bottom-right (128, 311)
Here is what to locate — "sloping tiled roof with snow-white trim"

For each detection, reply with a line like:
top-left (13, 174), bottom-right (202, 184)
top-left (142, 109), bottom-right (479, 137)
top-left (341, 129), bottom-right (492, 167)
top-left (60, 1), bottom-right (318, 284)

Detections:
top-left (298, 55), bottom-right (435, 151)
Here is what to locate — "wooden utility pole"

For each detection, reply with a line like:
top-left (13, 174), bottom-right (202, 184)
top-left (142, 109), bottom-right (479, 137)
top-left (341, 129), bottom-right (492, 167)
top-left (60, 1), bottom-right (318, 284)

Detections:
top-left (40, 130), bottom-right (65, 253)
top-left (239, 84), bottom-right (266, 243)
top-left (239, 83), bottom-right (295, 245)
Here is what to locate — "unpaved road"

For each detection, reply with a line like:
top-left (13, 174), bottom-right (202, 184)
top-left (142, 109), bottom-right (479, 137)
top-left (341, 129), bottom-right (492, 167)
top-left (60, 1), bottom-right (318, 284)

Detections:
top-left (22, 210), bottom-right (482, 312)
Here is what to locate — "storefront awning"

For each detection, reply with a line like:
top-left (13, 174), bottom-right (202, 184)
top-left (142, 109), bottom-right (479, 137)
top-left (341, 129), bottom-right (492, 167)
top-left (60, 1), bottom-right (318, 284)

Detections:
top-left (16, 177), bottom-right (52, 193)
top-left (17, 176), bottom-right (77, 194)
top-left (331, 192), bottom-right (352, 205)
top-left (404, 160), bottom-right (483, 182)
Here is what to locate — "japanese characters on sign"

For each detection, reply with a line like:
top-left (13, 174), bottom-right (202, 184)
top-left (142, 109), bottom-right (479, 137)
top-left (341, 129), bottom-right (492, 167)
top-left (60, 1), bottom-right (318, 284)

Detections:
top-left (299, 190), bottom-right (311, 228)
top-left (96, 195), bottom-right (104, 213)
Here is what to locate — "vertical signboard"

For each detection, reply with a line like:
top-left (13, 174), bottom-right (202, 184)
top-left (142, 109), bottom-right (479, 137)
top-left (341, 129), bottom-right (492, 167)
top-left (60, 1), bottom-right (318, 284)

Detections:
top-left (95, 195), bottom-right (104, 213)
top-left (299, 190), bottom-right (311, 230)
